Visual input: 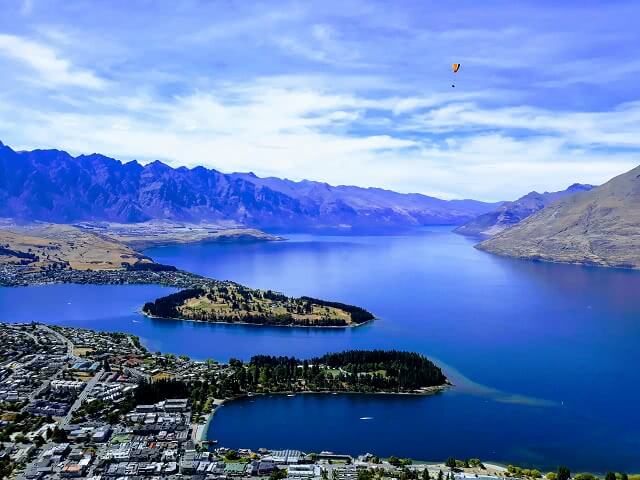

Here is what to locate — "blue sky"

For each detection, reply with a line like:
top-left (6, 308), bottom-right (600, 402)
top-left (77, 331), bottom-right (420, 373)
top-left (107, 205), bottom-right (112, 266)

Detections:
top-left (1, 0), bottom-right (639, 201)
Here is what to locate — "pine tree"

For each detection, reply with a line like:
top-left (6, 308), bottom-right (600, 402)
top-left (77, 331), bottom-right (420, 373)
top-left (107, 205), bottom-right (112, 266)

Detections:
top-left (557, 466), bottom-right (570, 480)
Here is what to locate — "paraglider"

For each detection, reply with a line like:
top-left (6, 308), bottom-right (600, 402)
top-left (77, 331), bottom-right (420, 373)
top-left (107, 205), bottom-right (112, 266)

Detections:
top-left (452, 63), bottom-right (460, 87)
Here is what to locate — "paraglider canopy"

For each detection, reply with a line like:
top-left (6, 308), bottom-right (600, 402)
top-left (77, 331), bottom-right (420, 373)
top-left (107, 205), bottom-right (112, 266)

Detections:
top-left (451, 63), bottom-right (461, 87)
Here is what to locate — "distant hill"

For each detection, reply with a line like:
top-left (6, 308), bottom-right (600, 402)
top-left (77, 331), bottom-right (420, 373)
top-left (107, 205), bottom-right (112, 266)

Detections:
top-left (0, 140), bottom-right (498, 232)
top-left (0, 222), bottom-right (150, 271)
top-left (455, 184), bottom-right (594, 238)
top-left (478, 165), bottom-right (640, 268)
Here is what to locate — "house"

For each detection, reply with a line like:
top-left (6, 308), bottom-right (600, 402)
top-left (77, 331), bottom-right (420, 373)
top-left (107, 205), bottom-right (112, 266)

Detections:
top-left (61, 463), bottom-right (85, 478)
top-left (91, 427), bottom-right (112, 443)
top-left (287, 464), bottom-right (322, 478)
top-left (163, 398), bottom-right (189, 412)
top-left (225, 462), bottom-right (248, 476)
top-left (265, 449), bottom-right (304, 464)
top-left (249, 460), bottom-right (277, 476)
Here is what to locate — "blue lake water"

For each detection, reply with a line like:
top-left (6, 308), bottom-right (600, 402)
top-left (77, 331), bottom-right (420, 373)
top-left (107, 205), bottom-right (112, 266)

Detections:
top-left (1, 228), bottom-right (640, 470)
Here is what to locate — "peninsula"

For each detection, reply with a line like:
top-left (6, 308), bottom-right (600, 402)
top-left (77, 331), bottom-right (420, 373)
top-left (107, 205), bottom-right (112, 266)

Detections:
top-left (75, 220), bottom-right (283, 249)
top-left (227, 350), bottom-right (449, 394)
top-left (0, 221), bottom-right (279, 274)
top-left (0, 222), bottom-right (376, 329)
top-left (142, 286), bottom-right (375, 327)
top-left (0, 322), bottom-right (448, 479)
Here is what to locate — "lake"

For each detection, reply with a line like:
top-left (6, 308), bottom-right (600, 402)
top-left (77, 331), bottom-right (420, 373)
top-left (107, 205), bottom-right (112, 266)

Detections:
top-left (1, 228), bottom-right (640, 470)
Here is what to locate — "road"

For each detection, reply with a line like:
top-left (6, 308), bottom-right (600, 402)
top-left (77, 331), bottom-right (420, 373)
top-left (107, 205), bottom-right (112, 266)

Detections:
top-left (60, 369), bottom-right (102, 427)
top-left (37, 324), bottom-right (77, 360)
top-left (25, 325), bottom-right (102, 426)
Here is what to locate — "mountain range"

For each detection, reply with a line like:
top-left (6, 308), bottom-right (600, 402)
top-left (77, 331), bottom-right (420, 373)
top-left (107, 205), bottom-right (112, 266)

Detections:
top-left (0, 141), bottom-right (498, 232)
top-left (478, 165), bottom-right (640, 269)
top-left (454, 183), bottom-right (594, 238)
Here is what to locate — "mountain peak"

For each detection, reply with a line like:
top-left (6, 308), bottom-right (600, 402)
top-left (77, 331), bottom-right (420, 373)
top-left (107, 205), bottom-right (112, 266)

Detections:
top-left (455, 183), bottom-right (596, 238)
top-left (146, 159), bottom-right (171, 169)
top-left (566, 183), bottom-right (593, 192)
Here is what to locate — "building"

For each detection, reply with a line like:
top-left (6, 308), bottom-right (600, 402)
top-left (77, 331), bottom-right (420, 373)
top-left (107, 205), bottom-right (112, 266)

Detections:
top-left (287, 464), bottom-right (323, 478)
top-left (50, 380), bottom-right (86, 392)
top-left (265, 450), bottom-right (304, 464)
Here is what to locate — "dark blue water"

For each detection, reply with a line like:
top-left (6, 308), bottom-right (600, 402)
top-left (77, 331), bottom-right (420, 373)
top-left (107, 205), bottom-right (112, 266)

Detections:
top-left (2, 228), bottom-right (640, 470)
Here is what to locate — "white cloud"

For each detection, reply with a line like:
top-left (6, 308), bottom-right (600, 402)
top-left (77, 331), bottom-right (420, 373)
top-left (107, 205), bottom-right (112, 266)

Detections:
top-left (0, 34), bottom-right (106, 89)
top-left (1, 0), bottom-right (639, 203)
top-left (405, 101), bottom-right (640, 148)
top-left (272, 21), bottom-right (371, 67)
top-left (1, 80), bottom-right (638, 202)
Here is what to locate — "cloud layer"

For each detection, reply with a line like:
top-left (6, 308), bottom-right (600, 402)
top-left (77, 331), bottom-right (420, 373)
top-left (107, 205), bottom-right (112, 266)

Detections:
top-left (0, 0), bottom-right (639, 201)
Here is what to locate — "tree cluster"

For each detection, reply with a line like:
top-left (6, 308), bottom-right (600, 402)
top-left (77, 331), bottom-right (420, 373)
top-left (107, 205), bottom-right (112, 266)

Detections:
top-left (142, 288), bottom-right (205, 317)
top-left (124, 262), bottom-right (177, 272)
top-left (301, 296), bottom-right (374, 324)
top-left (236, 350), bottom-right (447, 392)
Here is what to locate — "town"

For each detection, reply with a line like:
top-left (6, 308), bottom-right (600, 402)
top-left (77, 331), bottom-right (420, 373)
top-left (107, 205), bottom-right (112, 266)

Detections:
top-left (0, 263), bottom-right (216, 289)
top-left (0, 322), bottom-right (606, 480)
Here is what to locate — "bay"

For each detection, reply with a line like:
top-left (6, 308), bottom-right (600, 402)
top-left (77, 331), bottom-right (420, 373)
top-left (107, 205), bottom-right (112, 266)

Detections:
top-left (2, 228), bottom-right (640, 470)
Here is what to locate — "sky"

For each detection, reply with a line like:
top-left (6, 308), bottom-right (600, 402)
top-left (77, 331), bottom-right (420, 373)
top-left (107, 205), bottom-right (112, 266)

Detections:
top-left (1, 0), bottom-right (639, 201)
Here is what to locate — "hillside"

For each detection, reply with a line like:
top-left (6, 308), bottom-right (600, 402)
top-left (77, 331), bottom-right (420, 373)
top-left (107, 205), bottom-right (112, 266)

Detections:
top-left (142, 285), bottom-right (375, 327)
top-left (0, 141), bottom-right (497, 231)
top-left (455, 184), bottom-right (593, 238)
top-left (0, 222), bottom-right (150, 272)
top-left (478, 166), bottom-right (640, 268)
top-left (76, 221), bottom-right (283, 249)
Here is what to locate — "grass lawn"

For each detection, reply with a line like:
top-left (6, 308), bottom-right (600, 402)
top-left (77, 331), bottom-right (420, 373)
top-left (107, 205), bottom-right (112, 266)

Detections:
top-left (178, 285), bottom-right (353, 325)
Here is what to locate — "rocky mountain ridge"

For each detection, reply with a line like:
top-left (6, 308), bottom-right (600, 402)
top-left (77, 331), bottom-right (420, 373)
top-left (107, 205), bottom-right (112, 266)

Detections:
top-left (455, 184), bottom-right (594, 238)
top-left (0, 140), bottom-right (498, 231)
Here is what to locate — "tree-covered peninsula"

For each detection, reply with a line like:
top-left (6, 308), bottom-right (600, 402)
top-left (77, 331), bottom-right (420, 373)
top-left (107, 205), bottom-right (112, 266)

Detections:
top-left (138, 350), bottom-right (448, 403)
top-left (239, 350), bottom-right (449, 394)
top-left (142, 284), bottom-right (375, 327)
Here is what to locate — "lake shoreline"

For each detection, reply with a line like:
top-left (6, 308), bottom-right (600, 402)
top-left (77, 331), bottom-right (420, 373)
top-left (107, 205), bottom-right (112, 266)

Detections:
top-left (0, 265), bottom-right (218, 288)
top-left (2, 264), bottom-right (377, 330)
top-left (4, 229), bottom-right (640, 470)
top-left (127, 232), bottom-right (287, 250)
top-left (141, 310), bottom-right (376, 329)
top-left (205, 385), bottom-right (452, 441)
